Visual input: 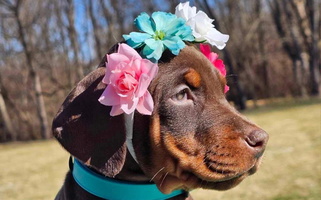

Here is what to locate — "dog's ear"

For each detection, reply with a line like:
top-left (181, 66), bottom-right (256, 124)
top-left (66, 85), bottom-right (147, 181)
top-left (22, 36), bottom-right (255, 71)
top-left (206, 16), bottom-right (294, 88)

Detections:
top-left (52, 46), bottom-right (127, 177)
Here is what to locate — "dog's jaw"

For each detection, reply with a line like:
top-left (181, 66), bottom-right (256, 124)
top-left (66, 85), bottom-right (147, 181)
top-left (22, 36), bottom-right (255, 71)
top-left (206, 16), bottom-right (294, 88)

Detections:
top-left (145, 129), bottom-right (266, 194)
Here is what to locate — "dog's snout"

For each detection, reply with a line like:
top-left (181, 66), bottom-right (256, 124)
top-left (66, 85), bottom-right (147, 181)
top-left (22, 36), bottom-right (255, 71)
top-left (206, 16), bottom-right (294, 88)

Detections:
top-left (245, 130), bottom-right (268, 154)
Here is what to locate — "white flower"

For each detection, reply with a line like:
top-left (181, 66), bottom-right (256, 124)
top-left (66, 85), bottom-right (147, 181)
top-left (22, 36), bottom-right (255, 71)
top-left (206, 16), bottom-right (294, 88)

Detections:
top-left (175, 2), bottom-right (229, 49)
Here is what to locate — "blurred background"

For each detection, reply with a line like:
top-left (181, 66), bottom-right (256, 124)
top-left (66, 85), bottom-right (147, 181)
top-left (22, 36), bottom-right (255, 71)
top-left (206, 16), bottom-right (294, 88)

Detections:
top-left (0, 0), bottom-right (320, 200)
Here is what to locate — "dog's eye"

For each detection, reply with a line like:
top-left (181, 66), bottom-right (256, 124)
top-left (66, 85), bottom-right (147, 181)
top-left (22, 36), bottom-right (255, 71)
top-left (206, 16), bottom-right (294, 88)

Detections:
top-left (170, 86), bottom-right (194, 105)
top-left (175, 89), bottom-right (188, 101)
top-left (171, 88), bottom-right (194, 104)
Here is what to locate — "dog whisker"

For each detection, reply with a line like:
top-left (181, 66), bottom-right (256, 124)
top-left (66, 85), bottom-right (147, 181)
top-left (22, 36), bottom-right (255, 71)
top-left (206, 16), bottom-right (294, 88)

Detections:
top-left (160, 172), bottom-right (169, 188)
top-left (150, 167), bottom-right (165, 182)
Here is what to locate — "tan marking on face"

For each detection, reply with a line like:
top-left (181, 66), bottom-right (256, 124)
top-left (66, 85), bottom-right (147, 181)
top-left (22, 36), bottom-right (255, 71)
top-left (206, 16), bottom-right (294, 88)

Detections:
top-left (150, 114), bottom-right (161, 147)
top-left (220, 76), bottom-right (227, 91)
top-left (184, 69), bottom-right (202, 88)
top-left (221, 76), bottom-right (227, 86)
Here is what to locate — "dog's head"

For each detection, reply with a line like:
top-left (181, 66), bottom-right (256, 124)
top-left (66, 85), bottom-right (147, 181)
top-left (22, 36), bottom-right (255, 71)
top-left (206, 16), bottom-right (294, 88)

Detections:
top-left (53, 44), bottom-right (268, 194)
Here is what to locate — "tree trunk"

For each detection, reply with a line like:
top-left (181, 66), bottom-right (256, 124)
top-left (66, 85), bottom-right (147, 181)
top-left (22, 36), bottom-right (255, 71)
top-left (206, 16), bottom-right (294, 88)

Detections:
top-left (100, 0), bottom-right (117, 47)
top-left (256, 0), bottom-right (270, 98)
top-left (224, 50), bottom-right (247, 110)
top-left (54, 1), bottom-right (74, 91)
top-left (269, 0), bottom-right (309, 97)
top-left (110, 1), bottom-right (125, 37)
top-left (66, 0), bottom-right (84, 80)
top-left (290, 0), bottom-right (319, 95)
top-left (283, 0), bottom-right (309, 97)
top-left (88, 1), bottom-right (103, 59)
top-left (0, 82), bottom-right (16, 141)
top-left (307, 0), bottom-right (320, 95)
top-left (14, 0), bottom-right (50, 139)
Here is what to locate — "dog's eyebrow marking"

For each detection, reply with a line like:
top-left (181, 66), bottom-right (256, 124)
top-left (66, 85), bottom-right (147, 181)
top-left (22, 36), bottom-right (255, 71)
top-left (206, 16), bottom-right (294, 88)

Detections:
top-left (184, 68), bottom-right (202, 88)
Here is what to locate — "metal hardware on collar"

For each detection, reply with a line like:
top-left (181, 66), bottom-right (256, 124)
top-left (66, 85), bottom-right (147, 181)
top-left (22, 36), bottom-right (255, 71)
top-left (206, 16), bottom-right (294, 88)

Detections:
top-left (72, 158), bottom-right (185, 200)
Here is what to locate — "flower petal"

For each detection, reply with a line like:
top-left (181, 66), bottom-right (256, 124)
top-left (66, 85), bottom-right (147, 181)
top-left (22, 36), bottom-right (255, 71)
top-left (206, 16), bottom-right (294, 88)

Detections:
top-left (118, 43), bottom-right (142, 60)
top-left (205, 28), bottom-right (229, 50)
top-left (126, 32), bottom-right (151, 43)
top-left (163, 37), bottom-right (185, 55)
top-left (107, 53), bottom-right (129, 71)
top-left (200, 44), bottom-right (219, 63)
top-left (214, 59), bottom-right (226, 76)
top-left (123, 32), bottom-right (151, 48)
top-left (136, 73), bottom-right (150, 97)
top-left (151, 11), bottom-right (176, 31)
top-left (199, 43), bottom-right (211, 58)
top-left (110, 105), bottom-right (124, 116)
top-left (195, 11), bottom-right (214, 26)
top-left (162, 17), bottom-right (185, 35)
top-left (208, 52), bottom-right (219, 63)
top-left (140, 59), bottom-right (158, 79)
top-left (224, 85), bottom-right (230, 93)
top-left (98, 85), bottom-right (120, 106)
top-left (176, 25), bottom-right (194, 41)
top-left (102, 65), bottom-right (110, 84)
top-left (120, 96), bottom-right (139, 114)
top-left (175, 2), bottom-right (197, 20)
top-left (143, 39), bottom-right (164, 61)
top-left (123, 35), bottom-right (142, 49)
top-left (136, 91), bottom-right (154, 115)
top-left (134, 12), bottom-right (155, 34)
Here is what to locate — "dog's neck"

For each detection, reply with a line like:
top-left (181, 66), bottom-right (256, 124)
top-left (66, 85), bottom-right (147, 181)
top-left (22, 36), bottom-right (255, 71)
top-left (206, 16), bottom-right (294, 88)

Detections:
top-left (115, 148), bottom-right (150, 182)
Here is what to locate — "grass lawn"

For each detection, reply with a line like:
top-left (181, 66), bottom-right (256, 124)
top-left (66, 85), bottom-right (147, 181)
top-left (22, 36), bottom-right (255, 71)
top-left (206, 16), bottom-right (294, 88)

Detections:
top-left (0, 99), bottom-right (320, 200)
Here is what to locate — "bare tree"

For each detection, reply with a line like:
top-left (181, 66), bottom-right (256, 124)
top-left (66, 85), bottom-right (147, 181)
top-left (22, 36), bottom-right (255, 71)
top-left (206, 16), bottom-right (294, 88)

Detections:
top-left (65, 0), bottom-right (84, 80)
top-left (269, 0), bottom-right (308, 97)
top-left (290, 0), bottom-right (320, 96)
top-left (255, 0), bottom-right (270, 98)
top-left (87, 1), bottom-right (103, 59)
top-left (0, 73), bottom-right (16, 141)
top-left (52, 0), bottom-right (75, 91)
top-left (6, 0), bottom-right (50, 139)
top-left (100, 0), bottom-right (118, 47)
top-left (269, 0), bottom-right (320, 97)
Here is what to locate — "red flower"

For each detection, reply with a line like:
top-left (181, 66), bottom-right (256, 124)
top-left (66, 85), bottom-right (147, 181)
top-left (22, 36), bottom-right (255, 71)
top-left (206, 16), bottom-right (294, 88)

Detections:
top-left (200, 44), bottom-right (229, 93)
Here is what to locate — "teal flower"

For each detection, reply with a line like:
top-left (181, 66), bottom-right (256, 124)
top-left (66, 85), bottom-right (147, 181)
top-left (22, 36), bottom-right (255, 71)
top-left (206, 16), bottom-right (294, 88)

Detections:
top-left (123, 11), bottom-right (194, 62)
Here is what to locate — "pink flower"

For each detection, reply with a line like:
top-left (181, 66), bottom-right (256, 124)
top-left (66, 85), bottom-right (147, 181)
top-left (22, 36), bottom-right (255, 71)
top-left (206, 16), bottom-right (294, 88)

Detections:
top-left (200, 44), bottom-right (229, 93)
top-left (98, 43), bottom-right (158, 116)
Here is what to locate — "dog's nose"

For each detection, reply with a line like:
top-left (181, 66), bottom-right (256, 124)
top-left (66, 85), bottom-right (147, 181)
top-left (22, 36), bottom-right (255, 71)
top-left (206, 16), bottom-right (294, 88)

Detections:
top-left (245, 129), bottom-right (268, 156)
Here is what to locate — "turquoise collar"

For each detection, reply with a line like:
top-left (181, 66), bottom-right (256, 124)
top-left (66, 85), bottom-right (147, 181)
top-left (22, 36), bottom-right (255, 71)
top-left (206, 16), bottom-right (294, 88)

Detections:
top-left (72, 158), bottom-right (185, 200)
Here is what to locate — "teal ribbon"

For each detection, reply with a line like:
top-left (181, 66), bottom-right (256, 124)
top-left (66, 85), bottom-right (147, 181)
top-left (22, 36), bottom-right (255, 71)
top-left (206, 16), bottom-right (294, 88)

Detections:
top-left (72, 158), bottom-right (185, 200)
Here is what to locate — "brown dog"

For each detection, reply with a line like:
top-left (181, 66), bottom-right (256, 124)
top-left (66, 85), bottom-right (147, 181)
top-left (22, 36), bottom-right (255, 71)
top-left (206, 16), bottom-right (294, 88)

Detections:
top-left (52, 44), bottom-right (268, 200)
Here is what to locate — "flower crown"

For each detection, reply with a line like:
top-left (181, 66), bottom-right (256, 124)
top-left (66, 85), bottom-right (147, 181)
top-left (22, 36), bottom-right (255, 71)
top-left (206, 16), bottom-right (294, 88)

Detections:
top-left (99, 1), bottom-right (229, 116)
